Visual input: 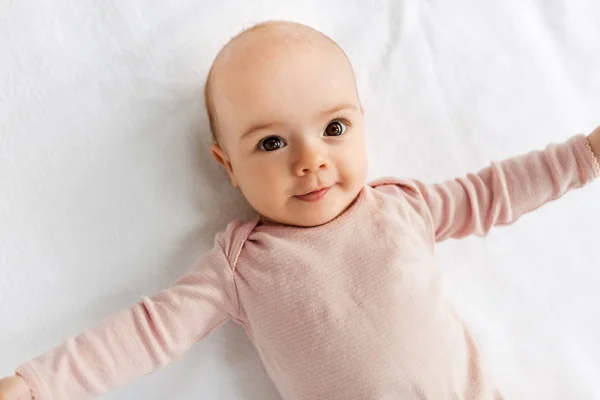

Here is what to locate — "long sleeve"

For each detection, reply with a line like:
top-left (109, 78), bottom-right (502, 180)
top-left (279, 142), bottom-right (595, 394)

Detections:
top-left (15, 231), bottom-right (240, 400)
top-left (377, 134), bottom-right (599, 242)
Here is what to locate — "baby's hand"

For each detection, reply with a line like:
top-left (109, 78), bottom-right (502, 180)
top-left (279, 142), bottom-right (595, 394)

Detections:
top-left (0, 376), bottom-right (31, 400)
top-left (588, 125), bottom-right (600, 161)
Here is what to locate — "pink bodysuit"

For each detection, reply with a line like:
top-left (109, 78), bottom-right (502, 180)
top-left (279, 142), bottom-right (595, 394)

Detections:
top-left (16, 135), bottom-right (600, 399)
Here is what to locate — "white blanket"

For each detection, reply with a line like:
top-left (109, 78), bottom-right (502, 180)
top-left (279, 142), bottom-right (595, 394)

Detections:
top-left (1, 1), bottom-right (599, 398)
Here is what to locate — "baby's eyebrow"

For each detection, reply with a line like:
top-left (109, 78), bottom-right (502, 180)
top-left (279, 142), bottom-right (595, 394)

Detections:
top-left (241, 122), bottom-right (278, 140)
top-left (319, 104), bottom-right (359, 118)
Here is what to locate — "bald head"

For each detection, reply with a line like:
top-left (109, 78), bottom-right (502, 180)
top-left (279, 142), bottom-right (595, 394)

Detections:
top-left (204, 21), bottom-right (357, 143)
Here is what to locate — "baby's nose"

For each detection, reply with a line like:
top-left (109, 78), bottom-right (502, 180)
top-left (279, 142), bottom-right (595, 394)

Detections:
top-left (293, 145), bottom-right (328, 176)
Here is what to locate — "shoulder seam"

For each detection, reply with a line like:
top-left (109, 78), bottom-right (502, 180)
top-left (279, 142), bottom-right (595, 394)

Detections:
top-left (226, 217), bottom-right (260, 318)
top-left (229, 217), bottom-right (260, 270)
top-left (369, 176), bottom-right (420, 195)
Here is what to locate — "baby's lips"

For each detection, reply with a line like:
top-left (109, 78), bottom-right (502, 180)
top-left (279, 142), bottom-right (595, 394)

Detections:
top-left (294, 187), bottom-right (330, 202)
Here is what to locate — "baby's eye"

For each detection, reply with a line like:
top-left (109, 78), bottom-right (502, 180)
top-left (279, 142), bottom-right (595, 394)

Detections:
top-left (324, 120), bottom-right (348, 137)
top-left (259, 136), bottom-right (286, 152)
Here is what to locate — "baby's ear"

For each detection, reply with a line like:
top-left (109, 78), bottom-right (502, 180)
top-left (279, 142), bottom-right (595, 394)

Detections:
top-left (210, 143), bottom-right (238, 188)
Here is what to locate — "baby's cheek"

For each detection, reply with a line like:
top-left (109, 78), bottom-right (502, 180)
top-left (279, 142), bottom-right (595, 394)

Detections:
top-left (345, 148), bottom-right (367, 181)
top-left (238, 169), bottom-right (281, 208)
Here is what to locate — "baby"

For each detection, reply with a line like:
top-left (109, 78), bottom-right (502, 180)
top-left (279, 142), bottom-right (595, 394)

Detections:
top-left (2, 20), bottom-right (600, 400)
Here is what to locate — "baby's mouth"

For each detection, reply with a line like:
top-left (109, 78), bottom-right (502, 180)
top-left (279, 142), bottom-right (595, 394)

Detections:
top-left (294, 187), bottom-right (331, 202)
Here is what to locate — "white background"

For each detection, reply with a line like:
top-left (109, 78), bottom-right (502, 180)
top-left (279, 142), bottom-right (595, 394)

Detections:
top-left (1, 0), bottom-right (599, 398)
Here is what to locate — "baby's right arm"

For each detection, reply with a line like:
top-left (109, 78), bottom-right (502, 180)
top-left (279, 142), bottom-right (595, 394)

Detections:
top-left (0, 228), bottom-right (240, 400)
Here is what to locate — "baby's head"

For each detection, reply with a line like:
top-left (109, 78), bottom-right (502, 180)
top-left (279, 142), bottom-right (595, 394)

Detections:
top-left (206, 21), bottom-right (367, 227)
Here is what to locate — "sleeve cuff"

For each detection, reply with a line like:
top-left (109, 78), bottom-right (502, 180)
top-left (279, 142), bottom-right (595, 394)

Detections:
top-left (572, 134), bottom-right (600, 183)
top-left (15, 364), bottom-right (45, 400)
top-left (584, 135), bottom-right (600, 178)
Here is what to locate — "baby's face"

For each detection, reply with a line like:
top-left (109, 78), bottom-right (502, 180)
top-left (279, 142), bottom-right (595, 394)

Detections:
top-left (210, 25), bottom-right (367, 227)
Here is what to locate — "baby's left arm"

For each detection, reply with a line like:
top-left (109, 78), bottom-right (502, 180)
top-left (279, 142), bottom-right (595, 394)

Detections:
top-left (405, 129), bottom-right (600, 242)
